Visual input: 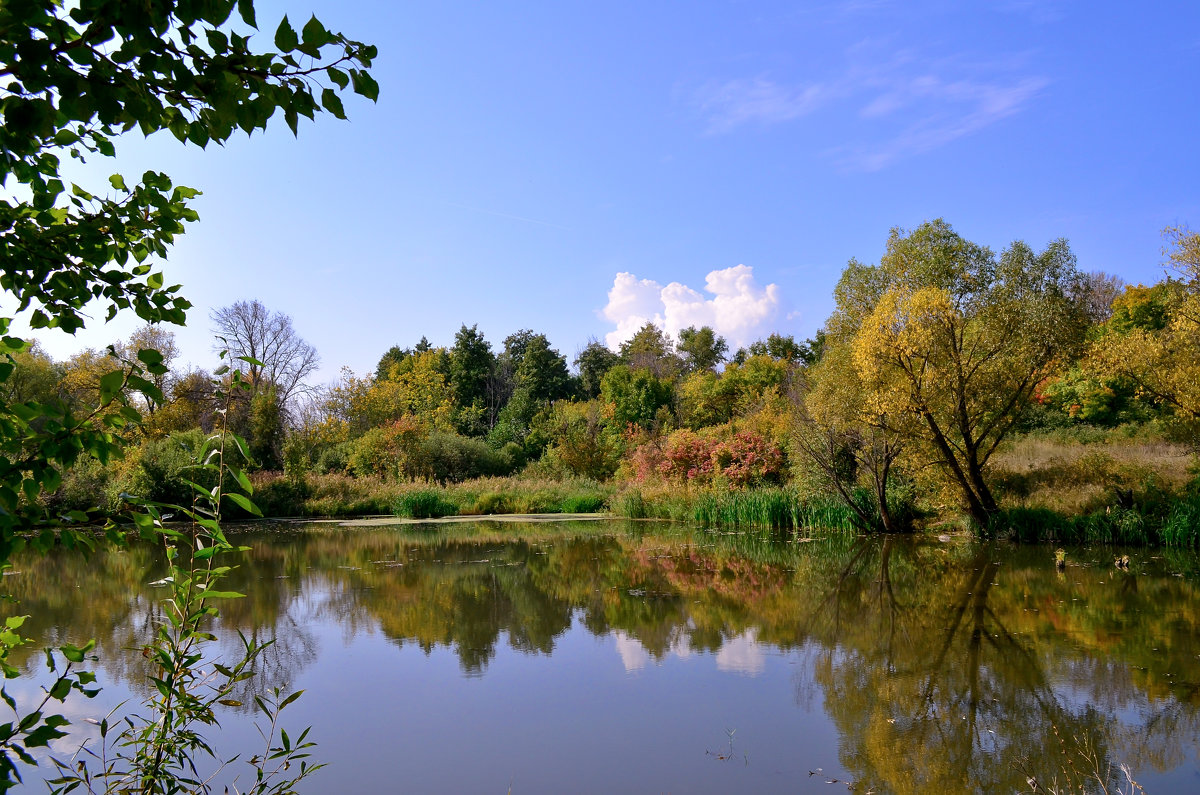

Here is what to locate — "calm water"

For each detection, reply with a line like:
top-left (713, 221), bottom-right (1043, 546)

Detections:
top-left (3, 519), bottom-right (1199, 794)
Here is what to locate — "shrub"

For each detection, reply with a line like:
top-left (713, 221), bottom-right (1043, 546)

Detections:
top-left (315, 442), bottom-right (351, 474)
top-left (249, 473), bottom-right (312, 518)
top-left (347, 419), bottom-right (423, 478)
top-left (411, 432), bottom-right (513, 483)
top-left (121, 429), bottom-right (214, 507)
top-left (711, 432), bottom-right (784, 487)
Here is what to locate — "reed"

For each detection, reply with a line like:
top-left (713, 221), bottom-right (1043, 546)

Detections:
top-left (988, 490), bottom-right (1200, 547)
top-left (609, 485), bottom-right (859, 534)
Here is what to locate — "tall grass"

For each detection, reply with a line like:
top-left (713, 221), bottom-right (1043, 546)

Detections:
top-left (249, 472), bottom-right (616, 519)
top-left (989, 490), bottom-right (1200, 547)
top-left (609, 486), bottom-right (858, 533)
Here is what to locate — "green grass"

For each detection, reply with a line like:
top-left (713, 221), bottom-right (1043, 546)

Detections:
top-left (248, 472), bottom-right (616, 519)
top-left (988, 488), bottom-right (1200, 547)
top-left (394, 490), bottom-right (457, 519)
top-left (609, 485), bottom-right (858, 533)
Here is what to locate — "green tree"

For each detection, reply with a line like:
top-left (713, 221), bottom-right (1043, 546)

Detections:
top-left (0, 0), bottom-right (376, 781)
top-left (601, 364), bottom-right (673, 430)
top-left (0, 0), bottom-right (375, 544)
top-left (249, 383), bottom-right (284, 469)
top-left (574, 339), bottom-right (620, 399)
top-left (375, 344), bottom-right (411, 378)
top-left (516, 334), bottom-right (570, 403)
top-left (0, 341), bottom-right (60, 405)
top-left (619, 322), bottom-right (681, 377)
top-left (676, 325), bottom-right (727, 372)
top-left (732, 332), bottom-right (823, 365)
top-left (839, 220), bottom-right (1087, 525)
top-left (449, 323), bottom-right (495, 434)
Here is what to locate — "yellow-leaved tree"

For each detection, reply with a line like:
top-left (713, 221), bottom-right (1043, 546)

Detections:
top-left (824, 219), bottom-right (1088, 525)
top-left (1090, 225), bottom-right (1200, 440)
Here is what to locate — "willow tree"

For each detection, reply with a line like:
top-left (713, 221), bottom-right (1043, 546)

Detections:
top-left (833, 220), bottom-right (1087, 525)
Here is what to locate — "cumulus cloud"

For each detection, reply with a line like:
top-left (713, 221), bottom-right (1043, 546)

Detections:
top-left (602, 265), bottom-right (781, 350)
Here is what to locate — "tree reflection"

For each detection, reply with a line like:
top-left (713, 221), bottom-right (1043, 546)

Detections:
top-left (1, 523), bottom-right (1197, 787)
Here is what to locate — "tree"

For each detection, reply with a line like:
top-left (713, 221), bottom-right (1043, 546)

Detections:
top-left (538, 400), bottom-right (621, 479)
top-left (211, 299), bottom-right (319, 406)
top-left (486, 331), bottom-right (570, 452)
top-left (838, 220), bottom-right (1087, 525)
top-left (601, 364), bottom-right (673, 430)
top-left (449, 324), bottom-right (495, 435)
top-left (516, 334), bottom-right (570, 404)
top-left (1091, 225), bottom-right (1200, 443)
top-left (795, 343), bottom-right (909, 533)
top-left (1071, 271), bottom-right (1126, 325)
top-left (249, 383), bottom-right (284, 469)
top-left (0, 341), bottom-right (60, 405)
top-left (115, 325), bottom-right (179, 415)
top-left (0, 0), bottom-right (376, 781)
top-left (375, 345), bottom-right (411, 378)
top-left (619, 322), bottom-right (681, 377)
top-left (574, 339), bottom-right (621, 399)
top-left (676, 325), bottom-right (727, 372)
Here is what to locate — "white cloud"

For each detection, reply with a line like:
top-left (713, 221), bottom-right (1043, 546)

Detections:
top-left (691, 42), bottom-right (1048, 169)
top-left (602, 265), bottom-right (781, 350)
top-left (839, 75), bottom-right (1048, 170)
top-left (697, 77), bottom-right (830, 134)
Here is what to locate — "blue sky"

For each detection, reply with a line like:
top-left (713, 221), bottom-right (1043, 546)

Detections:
top-left (23, 0), bottom-right (1200, 384)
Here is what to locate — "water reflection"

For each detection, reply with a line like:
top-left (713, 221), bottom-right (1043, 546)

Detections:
top-left (2, 521), bottom-right (1198, 793)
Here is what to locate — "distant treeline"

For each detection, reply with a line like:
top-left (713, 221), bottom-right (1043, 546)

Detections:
top-left (19, 220), bottom-right (1200, 538)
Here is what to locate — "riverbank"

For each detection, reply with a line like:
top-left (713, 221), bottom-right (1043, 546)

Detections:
top-left (248, 470), bottom-right (1200, 547)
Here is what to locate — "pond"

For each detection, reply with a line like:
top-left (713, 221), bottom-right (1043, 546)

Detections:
top-left (3, 519), bottom-right (1199, 793)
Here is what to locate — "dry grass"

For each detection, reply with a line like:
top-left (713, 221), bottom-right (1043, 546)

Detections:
top-left (990, 432), bottom-right (1194, 515)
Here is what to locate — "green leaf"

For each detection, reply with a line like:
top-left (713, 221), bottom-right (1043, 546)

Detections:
top-left (279, 690), bottom-right (304, 709)
top-left (196, 590), bottom-right (244, 601)
top-left (225, 493), bottom-right (262, 517)
top-left (98, 369), bottom-right (125, 403)
top-left (351, 70), bottom-right (380, 102)
top-left (274, 16), bottom-right (299, 52)
top-left (109, 174), bottom-right (127, 191)
top-left (230, 466), bottom-right (253, 495)
top-left (301, 16), bottom-right (328, 49)
top-left (321, 88), bottom-right (346, 120)
top-left (136, 348), bottom-right (164, 367)
top-left (147, 272), bottom-right (164, 290)
top-left (49, 677), bottom-right (72, 700)
top-left (327, 67), bottom-right (349, 89)
top-left (60, 640), bottom-right (95, 663)
top-left (238, 0), bottom-right (258, 27)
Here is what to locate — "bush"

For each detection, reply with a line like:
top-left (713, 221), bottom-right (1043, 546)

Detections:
top-left (45, 457), bottom-right (113, 515)
top-left (412, 432), bottom-right (513, 483)
top-left (315, 442), bottom-right (351, 474)
top-left (121, 429), bottom-right (214, 507)
top-left (347, 420), bottom-right (423, 478)
top-left (249, 473), bottom-right (312, 518)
